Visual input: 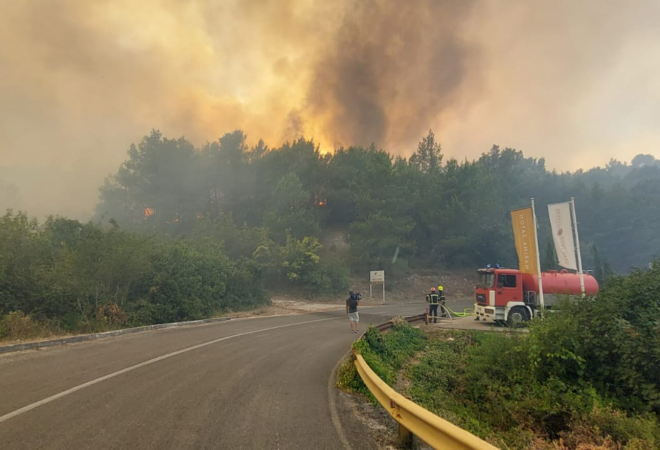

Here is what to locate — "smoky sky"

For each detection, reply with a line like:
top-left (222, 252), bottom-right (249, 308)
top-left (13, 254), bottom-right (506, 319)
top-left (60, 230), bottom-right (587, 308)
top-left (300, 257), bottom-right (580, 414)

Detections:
top-left (307, 0), bottom-right (476, 148)
top-left (1, 0), bottom-right (659, 218)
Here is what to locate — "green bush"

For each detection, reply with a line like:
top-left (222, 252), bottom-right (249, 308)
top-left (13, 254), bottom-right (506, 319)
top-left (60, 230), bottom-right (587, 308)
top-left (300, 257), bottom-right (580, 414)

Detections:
top-left (0, 212), bottom-right (270, 337)
top-left (402, 322), bottom-right (660, 450)
top-left (337, 357), bottom-right (372, 398)
top-left (338, 319), bottom-right (427, 399)
top-left (307, 258), bottom-right (350, 294)
top-left (525, 262), bottom-right (660, 414)
top-left (258, 231), bottom-right (350, 295)
top-left (224, 257), bottom-right (269, 311)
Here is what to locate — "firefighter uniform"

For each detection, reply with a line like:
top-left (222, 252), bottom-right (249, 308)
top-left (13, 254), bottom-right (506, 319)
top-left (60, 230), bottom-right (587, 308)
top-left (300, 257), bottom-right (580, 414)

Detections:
top-left (438, 287), bottom-right (447, 317)
top-left (427, 290), bottom-right (440, 323)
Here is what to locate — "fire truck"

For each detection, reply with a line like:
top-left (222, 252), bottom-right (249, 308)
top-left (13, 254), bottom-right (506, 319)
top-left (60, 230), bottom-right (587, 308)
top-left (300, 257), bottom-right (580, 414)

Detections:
top-left (474, 266), bottom-right (599, 326)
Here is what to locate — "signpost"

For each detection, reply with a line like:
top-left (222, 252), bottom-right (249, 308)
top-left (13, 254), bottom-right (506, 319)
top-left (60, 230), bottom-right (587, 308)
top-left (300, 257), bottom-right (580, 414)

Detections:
top-left (370, 270), bottom-right (385, 304)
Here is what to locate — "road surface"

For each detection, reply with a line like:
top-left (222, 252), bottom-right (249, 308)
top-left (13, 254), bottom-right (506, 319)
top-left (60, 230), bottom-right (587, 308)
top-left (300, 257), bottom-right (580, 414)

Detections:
top-left (0, 303), bottom-right (425, 449)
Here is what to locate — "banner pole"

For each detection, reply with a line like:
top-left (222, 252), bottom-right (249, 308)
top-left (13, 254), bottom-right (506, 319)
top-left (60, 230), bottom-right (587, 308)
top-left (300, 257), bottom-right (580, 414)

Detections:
top-left (531, 198), bottom-right (545, 311)
top-left (571, 197), bottom-right (585, 296)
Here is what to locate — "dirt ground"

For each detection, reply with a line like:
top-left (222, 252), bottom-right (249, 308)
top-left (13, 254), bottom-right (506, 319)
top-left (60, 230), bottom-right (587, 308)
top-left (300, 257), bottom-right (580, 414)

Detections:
top-left (338, 390), bottom-right (402, 450)
top-left (225, 298), bottom-right (349, 319)
top-left (422, 315), bottom-right (525, 332)
top-left (349, 269), bottom-right (478, 303)
top-left (262, 268), bottom-right (479, 306)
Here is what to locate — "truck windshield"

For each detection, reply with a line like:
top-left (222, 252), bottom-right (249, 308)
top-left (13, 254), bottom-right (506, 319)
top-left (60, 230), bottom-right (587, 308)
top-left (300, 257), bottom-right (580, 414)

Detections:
top-left (476, 272), bottom-right (495, 289)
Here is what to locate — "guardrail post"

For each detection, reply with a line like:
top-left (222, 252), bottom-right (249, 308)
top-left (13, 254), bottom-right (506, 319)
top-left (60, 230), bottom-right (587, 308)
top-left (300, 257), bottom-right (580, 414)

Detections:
top-left (398, 423), bottom-right (415, 449)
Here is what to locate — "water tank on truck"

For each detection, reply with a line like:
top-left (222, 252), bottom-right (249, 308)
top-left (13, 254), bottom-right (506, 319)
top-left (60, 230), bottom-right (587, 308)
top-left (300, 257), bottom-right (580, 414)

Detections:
top-left (521, 270), bottom-right (599, 296)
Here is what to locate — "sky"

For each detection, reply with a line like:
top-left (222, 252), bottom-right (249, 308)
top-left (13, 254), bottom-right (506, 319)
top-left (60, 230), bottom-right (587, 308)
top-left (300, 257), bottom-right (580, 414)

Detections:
top-left (1, 0), bottom-right (659, 219)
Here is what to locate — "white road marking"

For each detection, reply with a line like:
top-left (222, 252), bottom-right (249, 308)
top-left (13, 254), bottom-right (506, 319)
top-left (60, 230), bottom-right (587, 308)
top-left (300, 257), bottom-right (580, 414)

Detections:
top-left (0, 316), bottom-right (339, 424)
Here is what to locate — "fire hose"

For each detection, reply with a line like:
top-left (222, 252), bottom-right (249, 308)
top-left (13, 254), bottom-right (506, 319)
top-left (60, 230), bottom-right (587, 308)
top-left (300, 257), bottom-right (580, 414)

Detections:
top-left (426, 304), bottom-right (475, 323)
top-left (443, 305), bottom-right (475, 317)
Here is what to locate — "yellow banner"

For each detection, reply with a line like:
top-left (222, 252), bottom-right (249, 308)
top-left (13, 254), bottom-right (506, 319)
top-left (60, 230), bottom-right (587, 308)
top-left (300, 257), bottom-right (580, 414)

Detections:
top-left (510, 207), bottom-right (539, 275)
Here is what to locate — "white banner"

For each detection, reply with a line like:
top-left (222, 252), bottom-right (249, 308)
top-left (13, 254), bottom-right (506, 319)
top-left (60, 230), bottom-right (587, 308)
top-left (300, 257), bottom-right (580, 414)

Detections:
top-left (547, 202), bottom-right (577, 270)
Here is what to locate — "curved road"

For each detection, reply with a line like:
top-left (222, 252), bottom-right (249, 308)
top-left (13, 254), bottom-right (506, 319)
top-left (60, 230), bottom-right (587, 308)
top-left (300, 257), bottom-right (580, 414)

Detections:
top-left (0, 303), bottom-right (424, 449)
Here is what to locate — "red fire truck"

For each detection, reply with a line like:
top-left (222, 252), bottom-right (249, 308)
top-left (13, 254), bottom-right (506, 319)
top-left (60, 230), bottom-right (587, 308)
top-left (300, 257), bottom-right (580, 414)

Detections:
top-left (474, 266), bottom-right (599, 326)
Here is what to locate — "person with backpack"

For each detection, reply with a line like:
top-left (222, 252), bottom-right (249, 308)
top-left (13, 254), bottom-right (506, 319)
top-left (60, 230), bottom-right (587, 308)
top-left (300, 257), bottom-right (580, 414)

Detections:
top-left (427, 287), bottom-right (440, 323)
top-left (346, 291), bottom-right (362, 333)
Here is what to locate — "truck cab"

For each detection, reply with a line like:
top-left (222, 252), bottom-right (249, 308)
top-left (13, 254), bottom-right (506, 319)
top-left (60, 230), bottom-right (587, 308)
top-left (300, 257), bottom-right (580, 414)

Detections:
top-left (474, 267), bottom-right (537, 326)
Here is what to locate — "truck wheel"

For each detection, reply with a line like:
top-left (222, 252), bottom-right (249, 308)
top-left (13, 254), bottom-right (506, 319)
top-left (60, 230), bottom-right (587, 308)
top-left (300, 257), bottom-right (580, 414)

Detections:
top-left (507, 307), bottom-right (530, 327)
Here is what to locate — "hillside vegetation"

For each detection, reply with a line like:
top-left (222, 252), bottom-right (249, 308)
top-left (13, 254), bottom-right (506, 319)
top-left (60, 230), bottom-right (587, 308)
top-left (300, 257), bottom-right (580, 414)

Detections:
top-left (98, 130), bottom-right (660, 273)
top-left (2, 129), bottom-right (660, 338)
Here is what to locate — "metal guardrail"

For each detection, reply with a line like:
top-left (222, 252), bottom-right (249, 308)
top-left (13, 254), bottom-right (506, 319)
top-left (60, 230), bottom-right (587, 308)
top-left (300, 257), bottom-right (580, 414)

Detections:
top-left (373, 313), bottom-right (426, 332)
top-left (354, 314), bottom-right (499, 450)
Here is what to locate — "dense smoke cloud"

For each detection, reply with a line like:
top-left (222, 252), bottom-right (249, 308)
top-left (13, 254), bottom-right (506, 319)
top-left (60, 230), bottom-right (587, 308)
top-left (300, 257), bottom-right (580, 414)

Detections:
top-left (306, 0), bottom-right (477, 148)
top-left (0, 0), bottom-right (659, 218)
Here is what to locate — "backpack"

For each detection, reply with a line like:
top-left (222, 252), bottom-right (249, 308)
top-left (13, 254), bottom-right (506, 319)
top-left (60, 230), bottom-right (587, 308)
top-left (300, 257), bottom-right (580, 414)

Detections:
top-left (348, 292), bottom-right (361, 308)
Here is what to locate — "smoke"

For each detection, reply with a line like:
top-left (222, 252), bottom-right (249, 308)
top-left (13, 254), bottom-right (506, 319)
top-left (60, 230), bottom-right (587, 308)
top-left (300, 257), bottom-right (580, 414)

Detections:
top-left (306, 0), bottom-right (477, 148)
top-left (0, 180), bottom-right (22, 213)
top-left (1, 0), bottom-right (659, 218)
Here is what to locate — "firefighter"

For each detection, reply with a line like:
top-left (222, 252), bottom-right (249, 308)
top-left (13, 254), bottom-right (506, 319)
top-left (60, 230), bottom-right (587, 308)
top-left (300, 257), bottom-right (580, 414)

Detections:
top-left (427, 287), bottom-right (440, 323)
top-left (438, 285), bottom-right (447, 317)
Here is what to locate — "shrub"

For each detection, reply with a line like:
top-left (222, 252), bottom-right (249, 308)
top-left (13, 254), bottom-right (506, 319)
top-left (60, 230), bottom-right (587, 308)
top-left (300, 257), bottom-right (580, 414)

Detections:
top-left (338, 320), bottom-right (426, 398)
top-left (307, 258), bottom-right (350, 294)
top-left (525, 262), bottom-right (660, 414)
top-left (0, 311), bottom-right (57, 341)
top-left (96, 303), bottom-right (128, 325)
top-left (404, 326), bottom-right (660, 450)
top-left (0, 213), bottom-right (270, 333)
top-left (562, 406), bottom-right (660, 450)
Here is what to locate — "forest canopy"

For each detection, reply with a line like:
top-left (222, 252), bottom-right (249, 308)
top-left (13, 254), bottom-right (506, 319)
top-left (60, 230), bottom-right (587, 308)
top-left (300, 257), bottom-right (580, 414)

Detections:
top-left (97, 129), bottom-right (660, 274)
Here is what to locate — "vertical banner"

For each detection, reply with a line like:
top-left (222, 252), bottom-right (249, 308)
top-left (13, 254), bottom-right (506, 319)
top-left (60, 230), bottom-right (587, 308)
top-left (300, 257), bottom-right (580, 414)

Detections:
top-left (510, 207), bottom-right (539, 275)
top-left (547, 202), bottom-right (578, 270)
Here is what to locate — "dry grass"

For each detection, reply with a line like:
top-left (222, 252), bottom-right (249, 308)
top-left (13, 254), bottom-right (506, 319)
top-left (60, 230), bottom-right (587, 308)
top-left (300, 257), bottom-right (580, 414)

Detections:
top-left (0, 311), bottom-right (62, 343)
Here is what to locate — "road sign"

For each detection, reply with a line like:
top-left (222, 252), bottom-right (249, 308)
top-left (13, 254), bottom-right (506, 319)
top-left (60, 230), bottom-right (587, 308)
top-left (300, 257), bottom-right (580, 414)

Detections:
top-left (370, 271), bottom-right (384, 282)
top-left (369, 271), bottom-right (385, 304)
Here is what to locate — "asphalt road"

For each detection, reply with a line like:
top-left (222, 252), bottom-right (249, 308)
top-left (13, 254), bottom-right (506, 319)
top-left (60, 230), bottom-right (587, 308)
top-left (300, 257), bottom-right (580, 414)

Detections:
top-left (0, 303), bottom-right (426, 450)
